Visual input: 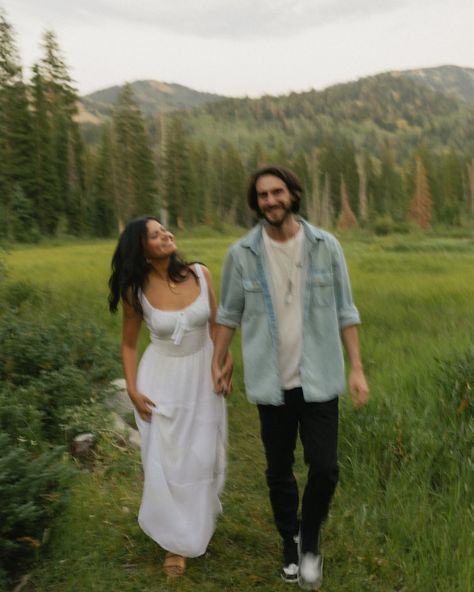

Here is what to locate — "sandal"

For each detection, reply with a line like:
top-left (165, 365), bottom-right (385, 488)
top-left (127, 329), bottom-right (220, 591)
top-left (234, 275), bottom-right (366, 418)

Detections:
top-left (163, 552), bottom-right (186, 577)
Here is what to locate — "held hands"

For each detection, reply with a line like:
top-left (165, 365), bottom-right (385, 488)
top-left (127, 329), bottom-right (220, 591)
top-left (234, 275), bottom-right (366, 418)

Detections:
top-left (349, 367), bottom-right (369, 409)
top-left (130, 392), bottom-right (155, 422)
top-left (212, 351), bottom-right (233, 397)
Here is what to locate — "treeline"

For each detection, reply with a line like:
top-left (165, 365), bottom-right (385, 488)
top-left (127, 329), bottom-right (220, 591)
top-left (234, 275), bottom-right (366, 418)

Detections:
top-left (1, 12), bottom-right (473, 241)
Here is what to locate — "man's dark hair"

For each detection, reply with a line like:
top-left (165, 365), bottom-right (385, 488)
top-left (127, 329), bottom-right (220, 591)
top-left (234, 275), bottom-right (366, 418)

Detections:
top-left (247, 165), bottom-right (303, 215)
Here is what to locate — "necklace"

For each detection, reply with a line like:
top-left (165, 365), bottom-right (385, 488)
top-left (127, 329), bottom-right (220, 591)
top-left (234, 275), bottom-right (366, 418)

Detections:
top-left (264, 225), bottom-right (302, 306)
top-left (284, 234), bottom-right (300, 305)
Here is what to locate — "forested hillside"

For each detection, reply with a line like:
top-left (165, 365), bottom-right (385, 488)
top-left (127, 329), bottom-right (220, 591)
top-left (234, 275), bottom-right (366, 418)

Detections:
top-left (1, 10), bottom-right (473, 241)
top-left (80, 80), bottom-right (225, 120)
top-left (398, 65), bottom-right (474, 105)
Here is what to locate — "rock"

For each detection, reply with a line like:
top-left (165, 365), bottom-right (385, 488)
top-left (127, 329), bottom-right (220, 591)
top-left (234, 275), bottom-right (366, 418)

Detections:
top-left (71, 433), bottom-right (96, 457)
top-left (105, 379), bottom-right (141, 449)
top-left (107, 378), bottom-right (135, 415)
top-left (110, 411), bottom-right (141, 449)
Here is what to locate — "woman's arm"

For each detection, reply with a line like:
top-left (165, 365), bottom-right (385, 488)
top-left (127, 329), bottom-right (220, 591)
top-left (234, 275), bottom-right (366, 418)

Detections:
top-left (202, 265), bottom-right (218, 341)
top-left (121, 299), bottom-right (155, 421)
top-left (202, 265), bottom-right (233, 395)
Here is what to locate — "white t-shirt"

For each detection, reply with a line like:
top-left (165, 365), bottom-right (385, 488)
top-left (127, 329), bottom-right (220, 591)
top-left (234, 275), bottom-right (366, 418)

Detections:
top-left (262, 225), bottom-right (304, 389)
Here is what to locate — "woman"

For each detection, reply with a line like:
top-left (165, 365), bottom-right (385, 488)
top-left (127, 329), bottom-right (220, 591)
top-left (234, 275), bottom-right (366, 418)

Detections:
top-left (108, 216), bottom-right (230, 577)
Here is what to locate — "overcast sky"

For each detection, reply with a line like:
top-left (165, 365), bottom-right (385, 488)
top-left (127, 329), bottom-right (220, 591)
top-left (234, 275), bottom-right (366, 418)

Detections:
top-left (1, 0), bottom-right (473, 98)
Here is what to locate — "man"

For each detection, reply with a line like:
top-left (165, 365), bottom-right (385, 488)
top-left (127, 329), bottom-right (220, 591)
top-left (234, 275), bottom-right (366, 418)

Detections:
top-left (212, 165), bottom-right (368, 590)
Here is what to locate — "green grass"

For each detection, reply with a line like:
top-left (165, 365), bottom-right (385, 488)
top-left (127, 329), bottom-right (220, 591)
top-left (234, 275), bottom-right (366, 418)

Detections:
top-left (2, 232), bottom-right (473, 592)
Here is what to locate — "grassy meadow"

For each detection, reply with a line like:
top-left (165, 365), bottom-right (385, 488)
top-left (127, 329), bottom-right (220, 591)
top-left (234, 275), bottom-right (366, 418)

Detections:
top-left (2, 230), bottom-right (473, 592)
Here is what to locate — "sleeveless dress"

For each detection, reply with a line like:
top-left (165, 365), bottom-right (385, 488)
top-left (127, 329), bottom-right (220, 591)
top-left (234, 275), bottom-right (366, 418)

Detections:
top-left (135, 264), bottom-right (227, 557)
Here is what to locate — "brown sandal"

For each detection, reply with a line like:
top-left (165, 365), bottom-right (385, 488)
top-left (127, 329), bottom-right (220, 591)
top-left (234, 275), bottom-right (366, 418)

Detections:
top-left (163, 552), bottom-right (186, 577)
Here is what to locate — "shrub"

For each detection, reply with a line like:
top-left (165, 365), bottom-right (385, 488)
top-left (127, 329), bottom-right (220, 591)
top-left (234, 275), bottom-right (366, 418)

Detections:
top-left (0, 313), bottom-right (119, 387)
top-left (0, 434), bottom-right (72, 578)
top-left (0, 311), bottom-right (120, 581)
top-left (0, 383), bottom-right (45, 446)
top-left (3, 281), bottom-right (49, 311)
top-left (372, 214), bottom-right (395, 235)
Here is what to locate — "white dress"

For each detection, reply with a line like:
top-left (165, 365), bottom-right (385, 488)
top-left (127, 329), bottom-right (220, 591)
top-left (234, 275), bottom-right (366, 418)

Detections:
top-left (135, 264), bottom-right (226, 557)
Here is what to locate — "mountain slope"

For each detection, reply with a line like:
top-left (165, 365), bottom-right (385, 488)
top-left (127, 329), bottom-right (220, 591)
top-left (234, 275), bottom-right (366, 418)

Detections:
top-left (187, 71), bottom-right (474, 158)
top-left (78, 67), bottom-right (474, 160)
top-left (395, 65), bottom-right (474, 104)
top-left (78, 79), bottom-right (226, 122)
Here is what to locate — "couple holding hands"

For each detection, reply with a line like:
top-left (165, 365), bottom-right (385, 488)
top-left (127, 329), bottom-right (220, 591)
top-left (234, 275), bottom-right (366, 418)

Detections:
top-left (108, 165), bottom-right (368, 589)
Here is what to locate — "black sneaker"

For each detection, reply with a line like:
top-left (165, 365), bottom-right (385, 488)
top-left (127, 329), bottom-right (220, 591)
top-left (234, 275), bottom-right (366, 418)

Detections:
top-left (281, 562), bottom-right (299, 583)
top-left (281, 534), bottom-right (300, 583)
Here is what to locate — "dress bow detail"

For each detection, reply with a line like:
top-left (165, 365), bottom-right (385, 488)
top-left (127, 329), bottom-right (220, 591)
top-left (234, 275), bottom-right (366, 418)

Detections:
top-left (171, 313), bottom-right (187, 345)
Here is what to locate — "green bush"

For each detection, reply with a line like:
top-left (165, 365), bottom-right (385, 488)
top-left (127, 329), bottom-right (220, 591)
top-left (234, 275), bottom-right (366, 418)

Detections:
top-left (0, 434), bottom-right (72, 578)
top-left (0, 313), bottom-right (119, 387)
top-left (372, 214), bottom-right (395, 235)
top-left (0, 383), bottom-right (45, 446)
top-left (0, 309), bottom-right (120, 582)
top-left (3, 280), bottom-right (49, 311)
top-left (0, 314), bottom-right (120, 443)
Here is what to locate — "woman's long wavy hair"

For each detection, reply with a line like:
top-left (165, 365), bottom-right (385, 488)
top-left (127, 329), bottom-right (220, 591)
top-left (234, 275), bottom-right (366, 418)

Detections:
top-left (108, 215), bottom-right (196, 315)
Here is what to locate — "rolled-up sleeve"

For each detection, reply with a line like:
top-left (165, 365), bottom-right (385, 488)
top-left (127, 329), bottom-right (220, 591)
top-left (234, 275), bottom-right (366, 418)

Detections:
top-left (330, 237), bottom-right (361, 329)
top-left (216, 247), bottom-right (244, 328)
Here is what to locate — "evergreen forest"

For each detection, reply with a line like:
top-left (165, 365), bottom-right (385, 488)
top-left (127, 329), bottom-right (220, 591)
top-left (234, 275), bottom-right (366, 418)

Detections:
top-left (1, 11), bottom-right (474, 241)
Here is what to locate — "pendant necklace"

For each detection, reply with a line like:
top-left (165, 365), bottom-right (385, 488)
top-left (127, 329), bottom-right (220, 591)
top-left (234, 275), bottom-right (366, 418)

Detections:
top-left (284, 229), bottom-right (301, 305)
top-left (285, 244), bottom-right (297, 305)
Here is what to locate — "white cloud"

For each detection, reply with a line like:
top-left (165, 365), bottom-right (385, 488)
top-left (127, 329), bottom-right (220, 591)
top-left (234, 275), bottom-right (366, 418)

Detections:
top-left (6, 0), bottom-right (437, 38)
top-left (1, 0), bottom-right (473, 97)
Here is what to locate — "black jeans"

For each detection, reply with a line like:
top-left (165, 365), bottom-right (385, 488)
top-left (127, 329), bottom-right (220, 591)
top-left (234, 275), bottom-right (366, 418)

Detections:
top-left (257, 388), bottom-right (339, 555)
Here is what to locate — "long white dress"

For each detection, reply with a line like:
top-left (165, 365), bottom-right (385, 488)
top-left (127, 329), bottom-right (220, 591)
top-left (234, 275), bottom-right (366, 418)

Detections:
top-left (135, 264), bottom-right (226, 557)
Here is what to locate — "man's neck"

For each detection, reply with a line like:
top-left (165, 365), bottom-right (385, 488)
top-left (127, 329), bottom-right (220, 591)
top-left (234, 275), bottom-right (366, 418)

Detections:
top-left (263, 215), bottom-right (300, 243)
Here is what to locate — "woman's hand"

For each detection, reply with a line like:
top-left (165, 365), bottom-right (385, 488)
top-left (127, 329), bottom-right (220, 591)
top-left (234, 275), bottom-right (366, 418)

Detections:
top-left (130, 392), bottom-right (155, 422)
top-left (221, 351), bottom-right (233, 396)
top-left (213, 351), bottom-right (233, 396)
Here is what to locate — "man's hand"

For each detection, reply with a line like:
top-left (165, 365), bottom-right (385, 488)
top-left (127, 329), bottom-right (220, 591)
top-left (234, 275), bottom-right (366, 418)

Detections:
top-left (348, 367), bottom-right (369, 409)
top-left (212, 351), bottom-right (233, 396)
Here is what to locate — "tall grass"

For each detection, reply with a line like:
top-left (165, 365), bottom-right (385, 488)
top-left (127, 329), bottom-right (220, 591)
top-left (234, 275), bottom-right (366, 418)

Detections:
top-left (3, 232), bottom-right (473, 592)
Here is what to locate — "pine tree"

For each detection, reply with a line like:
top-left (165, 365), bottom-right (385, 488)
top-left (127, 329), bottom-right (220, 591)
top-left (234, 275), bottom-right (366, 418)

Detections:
top-left (30, 64), bottom-right (60, 235)
top-left (222, 142), bottom-right (246, 226)
top-left (407, 157), bottom-right (432, 229)
top-left (188, 141), bottom-right (212, 226)
top-left (112, 83), bottom-right (157, 226)
top-left (209, 146), bottom-right (226, 227)
top-left (319, 141), bottom-right (340, 214)
top-left (90, 124), bottom-right (118, 236)
top-left (376, 143), bottom-right (404, 220)
top-left (364, 153), bottom-right (378, 223)
top-left (319, 173), bottom-right (333, 228)
top-left (307, 149), bottom-right (321, 225)
top-left (356, 153), bottom-right (368, 223)
top-left (163, 114), bottom-right (191, 228)
top-left (0, 11), bottom-right (36, 239)
top-left (467, 160), bottom-right (474, 218)
top-left (439, 150), bottom-right (463, 225)
top-left (36, 30), bottom-right (87, 234)
top-left (337, 176), bottom-right (358, 229)
top-left (292, 149), bottom-right (310, 219)
top-left (339, 141), bottom-right (359, 216)
top-left (248, 142), bottom-right (268, 171)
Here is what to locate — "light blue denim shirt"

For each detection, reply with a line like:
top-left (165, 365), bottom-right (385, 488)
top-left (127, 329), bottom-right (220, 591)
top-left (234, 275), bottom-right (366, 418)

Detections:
top-left (216, 219), bottom-right (361, 405)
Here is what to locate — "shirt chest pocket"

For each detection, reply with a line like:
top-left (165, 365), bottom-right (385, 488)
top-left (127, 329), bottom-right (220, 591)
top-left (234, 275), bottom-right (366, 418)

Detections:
top-left (243, 279), bottom-right (265, 314)
top-left (311, 272), bottom-right (334, 307)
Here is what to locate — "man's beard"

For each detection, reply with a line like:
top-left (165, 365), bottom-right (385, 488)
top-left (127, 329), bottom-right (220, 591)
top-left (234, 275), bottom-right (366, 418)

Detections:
top-left (260, 204), bottom-right (293, 227)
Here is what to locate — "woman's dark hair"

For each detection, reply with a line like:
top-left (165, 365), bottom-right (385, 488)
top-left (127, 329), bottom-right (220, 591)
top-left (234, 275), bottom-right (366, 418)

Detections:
top-left (108, 215), bottom-right (196, 314)
top-left (247, 165), bottom-right (303, 215)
